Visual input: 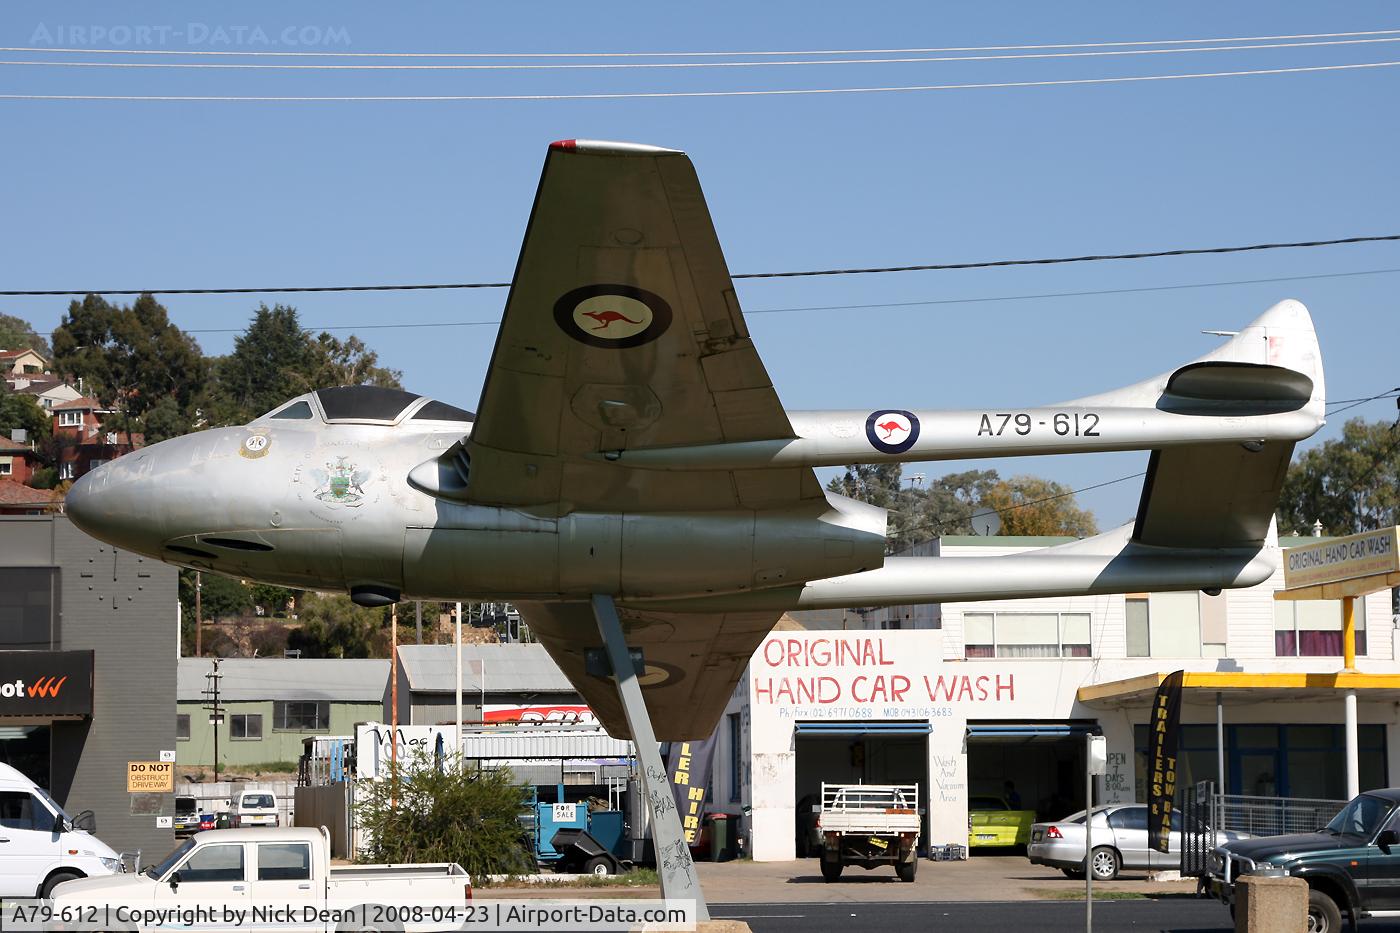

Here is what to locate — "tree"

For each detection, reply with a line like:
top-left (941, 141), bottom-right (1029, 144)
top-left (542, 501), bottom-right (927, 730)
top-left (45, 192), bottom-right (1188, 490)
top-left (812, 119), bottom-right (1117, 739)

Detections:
top-left (978, 475), bottom-right (1099, 537)
top-left (1278, 417), bottom-right (1400, 535)
top-left (208, 305), bottom-right (318, 424)
top-left (0, 387), bottom-right (51, 444)
top-left (286, 592), bottom-right (390, 659)
top-left (829, 464), bottom-right (1005, 551)
top-left (209, 306), bottom-right (404, 425)
top-left (51, 294), bottom-right (208, 444)
top-left (313, 332), bottom-right (402, 389)
top-left (0, 312), bottom-right (50, 356)
top-left (355, 754), bottom-right (533, 876)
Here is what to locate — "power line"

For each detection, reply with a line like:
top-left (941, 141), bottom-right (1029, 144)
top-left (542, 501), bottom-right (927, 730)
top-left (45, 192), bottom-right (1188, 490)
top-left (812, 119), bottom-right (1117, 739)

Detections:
top-left (7, 28), bottom-right (1398, 58)
top-left (1326, 388), bottom-right (1400, 416)
top-left (5, 234), bottom-right (1399, 297)
top-left (14, 264), bottom-right (1400, 339)
top-left (5, 58), bottom-right (1400, 101)
top-left (10, 37), bottom-right (1400, 71)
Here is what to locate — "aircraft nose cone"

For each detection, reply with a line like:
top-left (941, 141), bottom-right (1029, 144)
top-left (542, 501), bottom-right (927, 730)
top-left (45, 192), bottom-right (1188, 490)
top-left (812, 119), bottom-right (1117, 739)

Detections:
top-left (64, 455), bottom-right (162, 555)
top-left (64, 469), bottom-right (104, 537)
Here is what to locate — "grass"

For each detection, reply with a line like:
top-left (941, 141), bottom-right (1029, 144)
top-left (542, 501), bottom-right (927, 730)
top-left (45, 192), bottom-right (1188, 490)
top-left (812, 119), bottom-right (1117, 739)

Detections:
top-left (1030, 888), bottom-right (1147, 901)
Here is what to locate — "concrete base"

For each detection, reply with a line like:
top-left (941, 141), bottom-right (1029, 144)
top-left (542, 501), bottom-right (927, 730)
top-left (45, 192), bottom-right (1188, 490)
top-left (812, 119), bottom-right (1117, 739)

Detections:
top-left (1236, 874), bottom-right (1307, 933)
top-left (697, 924), bottom-right (753, 933)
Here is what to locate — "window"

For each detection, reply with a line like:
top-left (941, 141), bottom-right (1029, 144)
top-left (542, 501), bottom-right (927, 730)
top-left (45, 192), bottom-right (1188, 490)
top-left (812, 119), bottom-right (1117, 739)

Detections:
top-left (177, 844), bottom-right (244, 883)
top-left (59, 462), bottom-right (74, 480)
top-left (1275, 599), bottom-right (1366, 657)
top-left (274, 701), bottom-right (330, 732)
top-left (1125, 593), bottom-right (1202, 658)
top-left (88, 458), bottom-right (107, 470)
top-left (0, 791), bottom-right (45, 831)
top-left (728, 713), bottom-right (742, 803)
top-left (270, 401), bottom-right (314, 420)
top-left (1107, 807), bottom-right (1148, 831)
top-left (0, 461), bottom-right (10, 476)
top-left (176, 714), bottom-right (190, 741)
top-left (0, 567), bottom-right (58, 649)
top-left (58, 411), bottom-right (83, 427)
top-left (231, 714), bottom-right (263, 740)
top-left (964, 611), bottom-right (1092, 658)
top-left (257, 843), bottom-right (311, 881)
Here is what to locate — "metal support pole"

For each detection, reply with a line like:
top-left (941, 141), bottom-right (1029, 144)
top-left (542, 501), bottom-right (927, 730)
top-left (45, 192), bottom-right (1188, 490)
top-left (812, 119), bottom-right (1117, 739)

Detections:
top-left (1085, 732), bottom-right (1093, 933)
top-left (1342, 595), bottom-right (1357, 672)
top-left (1216, 692), bottom-right (1225, 794)
top-left (1345, 689), bottom-right (1360, 798)
top-left (590, 594), bottom-right (709, 921)
top-left (415, 600), bottom-right (423, 645)
top-left (454, 602), bottom-right (463, 745)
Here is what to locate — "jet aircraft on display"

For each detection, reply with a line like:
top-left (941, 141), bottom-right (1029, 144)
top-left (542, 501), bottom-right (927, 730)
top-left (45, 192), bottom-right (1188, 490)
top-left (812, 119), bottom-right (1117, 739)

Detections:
top-left (67, 140), bottom-right (1326, 743)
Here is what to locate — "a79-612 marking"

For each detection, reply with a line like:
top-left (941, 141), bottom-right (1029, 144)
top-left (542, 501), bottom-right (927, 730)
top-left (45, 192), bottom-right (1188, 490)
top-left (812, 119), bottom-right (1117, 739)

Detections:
top-left (977, 411), bottom-right (1101, 437)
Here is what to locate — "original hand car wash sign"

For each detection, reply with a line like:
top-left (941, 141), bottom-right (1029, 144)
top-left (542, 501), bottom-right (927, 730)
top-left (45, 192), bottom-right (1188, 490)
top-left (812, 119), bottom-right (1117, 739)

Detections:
top-left (0, 650), bottom-right (93, 717)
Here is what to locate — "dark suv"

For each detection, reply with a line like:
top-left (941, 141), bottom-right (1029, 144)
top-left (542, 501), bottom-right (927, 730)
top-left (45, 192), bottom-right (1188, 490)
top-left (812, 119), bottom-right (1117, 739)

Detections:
top-left (1208, 789), bottom-right (1400, 933)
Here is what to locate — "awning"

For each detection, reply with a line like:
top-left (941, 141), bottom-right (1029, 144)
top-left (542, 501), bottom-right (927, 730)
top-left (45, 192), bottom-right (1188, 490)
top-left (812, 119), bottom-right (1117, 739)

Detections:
top-left (966, 723), bottom-right (1100, 744)
top-left (1078, 671), bottom-right (1400, 709)
top-left (794, 721), bottom-right (932, 737)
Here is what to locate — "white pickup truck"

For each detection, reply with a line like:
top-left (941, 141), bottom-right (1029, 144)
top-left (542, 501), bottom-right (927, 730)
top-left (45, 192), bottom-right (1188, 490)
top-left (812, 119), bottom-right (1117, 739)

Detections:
top-left (47, 827), bottom-right (471, 932)
top-left (816, 783), bottom-right (921, 883)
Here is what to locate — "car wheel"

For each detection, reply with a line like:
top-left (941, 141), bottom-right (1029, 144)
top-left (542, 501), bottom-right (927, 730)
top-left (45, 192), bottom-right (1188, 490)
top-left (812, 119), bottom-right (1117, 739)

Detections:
top-left (1061, 867), bottom-right (1084, 879)
top-left (1088, 846), bottom-right (1119, 881)
top-left (1307, 889), bottom-right (1342, 933)
top-left (820, 858), bottom-right (843, 882)
top-left (896, 858), bottom-right (917, 882)
top-left (584, 856), bottom-right (613, 877)
top-left (40, 870), bottom-right (83, 899)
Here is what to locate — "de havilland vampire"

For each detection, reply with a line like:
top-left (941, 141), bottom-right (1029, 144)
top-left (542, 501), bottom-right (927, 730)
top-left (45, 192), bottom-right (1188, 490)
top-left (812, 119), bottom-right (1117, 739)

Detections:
top-left (66, 140), bottom-right (1325, 741)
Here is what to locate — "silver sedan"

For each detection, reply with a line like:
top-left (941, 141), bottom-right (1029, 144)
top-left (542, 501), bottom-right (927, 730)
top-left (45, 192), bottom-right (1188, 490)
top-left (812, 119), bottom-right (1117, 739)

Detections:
top-left (1026, 804), bottom-right (1247, 880)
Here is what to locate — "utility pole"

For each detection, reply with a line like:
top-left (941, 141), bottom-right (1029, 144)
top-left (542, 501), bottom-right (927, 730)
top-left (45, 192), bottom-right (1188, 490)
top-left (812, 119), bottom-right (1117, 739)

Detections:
top-left (194, 571), bottom-right (202, 658)
top-left (390, 603), bottom-right (398, 806)
top-left (203, 659), bottom-right (223, 778)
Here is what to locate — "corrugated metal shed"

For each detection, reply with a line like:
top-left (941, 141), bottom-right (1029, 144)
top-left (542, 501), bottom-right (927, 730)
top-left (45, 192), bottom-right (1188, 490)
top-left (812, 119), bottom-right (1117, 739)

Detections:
top-left (458, 729), bottom-right (633, 760)
top-left (177, 658), bottom-right (389, 702)
top-left (397, 643), bottom-right (574, 694)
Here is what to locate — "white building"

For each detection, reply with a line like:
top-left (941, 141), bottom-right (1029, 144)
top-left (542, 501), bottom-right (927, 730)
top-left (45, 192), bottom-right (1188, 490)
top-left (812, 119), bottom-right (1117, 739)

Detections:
top-left (710, 535), bottom-right (1397, 861)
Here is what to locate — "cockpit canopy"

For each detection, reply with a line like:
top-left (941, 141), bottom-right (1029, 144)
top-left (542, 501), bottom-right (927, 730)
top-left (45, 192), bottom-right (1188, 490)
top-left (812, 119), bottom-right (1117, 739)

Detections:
top-left (260, 386), bottom-right (475, 425)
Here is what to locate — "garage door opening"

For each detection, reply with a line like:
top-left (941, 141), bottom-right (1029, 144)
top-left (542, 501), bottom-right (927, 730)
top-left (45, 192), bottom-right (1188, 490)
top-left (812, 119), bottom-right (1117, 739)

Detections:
top-left (966, 722), bottom-right (1098, 852)
top-left (793, 721), bottom-right (930, 858)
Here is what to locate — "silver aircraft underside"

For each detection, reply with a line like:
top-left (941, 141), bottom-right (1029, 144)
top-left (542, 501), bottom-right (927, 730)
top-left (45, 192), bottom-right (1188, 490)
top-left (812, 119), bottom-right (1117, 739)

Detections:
top-left (66, 140), bottom-right (1326, 739)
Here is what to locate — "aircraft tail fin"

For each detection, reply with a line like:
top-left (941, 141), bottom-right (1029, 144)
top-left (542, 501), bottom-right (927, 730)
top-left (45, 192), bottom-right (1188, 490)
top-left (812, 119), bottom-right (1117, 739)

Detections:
top-left (1101, 299), bottom-right (1324, 549)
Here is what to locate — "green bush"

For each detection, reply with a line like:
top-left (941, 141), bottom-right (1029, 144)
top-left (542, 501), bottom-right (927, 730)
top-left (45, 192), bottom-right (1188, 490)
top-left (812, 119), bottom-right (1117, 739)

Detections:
top-left (354, 753), bottom-right (534, 878)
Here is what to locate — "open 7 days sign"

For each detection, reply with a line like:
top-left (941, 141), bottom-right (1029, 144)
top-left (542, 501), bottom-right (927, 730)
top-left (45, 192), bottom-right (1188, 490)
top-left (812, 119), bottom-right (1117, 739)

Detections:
top-left (0, 651), bottom-right (94, 717)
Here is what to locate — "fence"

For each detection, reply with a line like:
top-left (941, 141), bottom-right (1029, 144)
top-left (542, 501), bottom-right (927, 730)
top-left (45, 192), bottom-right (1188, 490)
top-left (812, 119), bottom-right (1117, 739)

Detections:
top-left (176, 780), bottom-right (298, 827)
top-left (1180, 781), bottom-right (1347, 877)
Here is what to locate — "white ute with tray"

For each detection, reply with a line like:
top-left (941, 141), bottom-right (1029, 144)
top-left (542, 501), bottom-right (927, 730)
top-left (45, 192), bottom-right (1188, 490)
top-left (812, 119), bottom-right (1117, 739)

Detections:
top-left (816, 783), bottom-right (921, 882)
top-left (47, 827), bottom-right (471, 932)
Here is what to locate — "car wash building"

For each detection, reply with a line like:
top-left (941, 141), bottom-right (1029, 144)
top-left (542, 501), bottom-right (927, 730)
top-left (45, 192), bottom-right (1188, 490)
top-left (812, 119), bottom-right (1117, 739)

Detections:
top-left (0, 515), bottom-right (179, 860)
top-left (713, 534), bottom-right (1400, 861)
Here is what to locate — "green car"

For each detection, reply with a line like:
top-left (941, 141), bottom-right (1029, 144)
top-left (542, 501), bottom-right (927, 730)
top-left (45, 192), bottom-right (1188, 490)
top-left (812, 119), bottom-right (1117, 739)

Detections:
top-left (968, 796), bottom-right (1037, 848)
top-left (1208, 789), bottom-right (1400, 933)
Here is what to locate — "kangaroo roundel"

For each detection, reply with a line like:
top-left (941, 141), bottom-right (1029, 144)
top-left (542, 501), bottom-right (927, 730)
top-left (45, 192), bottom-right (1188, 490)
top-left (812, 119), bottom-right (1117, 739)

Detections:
top-left (554, 284), bottom-right (673, 349)
top-left (866, 410), bottom-right (920, 454)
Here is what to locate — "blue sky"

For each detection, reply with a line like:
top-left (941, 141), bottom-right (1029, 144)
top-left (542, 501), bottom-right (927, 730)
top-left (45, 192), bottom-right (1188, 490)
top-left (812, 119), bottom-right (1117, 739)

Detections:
top-left (2, 2), bottom-right (1398, 528)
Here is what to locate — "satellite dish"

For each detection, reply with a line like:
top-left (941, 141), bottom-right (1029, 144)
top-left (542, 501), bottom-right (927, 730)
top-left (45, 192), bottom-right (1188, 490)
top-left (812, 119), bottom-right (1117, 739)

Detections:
top-left (971, 509), bottom-right (1001, 537)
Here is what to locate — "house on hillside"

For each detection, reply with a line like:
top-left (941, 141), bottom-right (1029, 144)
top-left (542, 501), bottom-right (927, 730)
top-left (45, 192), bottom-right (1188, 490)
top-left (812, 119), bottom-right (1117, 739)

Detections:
top-left (0, 348), bottom-right (48, 378)
top-left (0, 434), bottom-right (41, 484)
top-left (52, 397), bottom-right (143, 481)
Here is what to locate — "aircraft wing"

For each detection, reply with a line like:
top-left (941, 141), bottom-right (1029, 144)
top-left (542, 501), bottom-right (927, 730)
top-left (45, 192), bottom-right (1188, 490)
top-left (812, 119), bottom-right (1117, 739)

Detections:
top-left (515, 600), bottom-right (777, 741)
top-left (455, 139), bottom-right (822, 514)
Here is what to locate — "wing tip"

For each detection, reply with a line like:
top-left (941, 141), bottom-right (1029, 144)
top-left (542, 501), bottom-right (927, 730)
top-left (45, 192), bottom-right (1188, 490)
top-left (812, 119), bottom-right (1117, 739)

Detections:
top-left (549, 138), bottom-right (683, 156)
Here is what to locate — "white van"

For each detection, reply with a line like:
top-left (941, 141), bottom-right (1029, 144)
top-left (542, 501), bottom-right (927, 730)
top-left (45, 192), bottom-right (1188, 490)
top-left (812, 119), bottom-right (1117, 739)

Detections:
top-left (234, 789), bottom-right (278, 828)
top-left (0, 762), bottom-right (123, 898)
